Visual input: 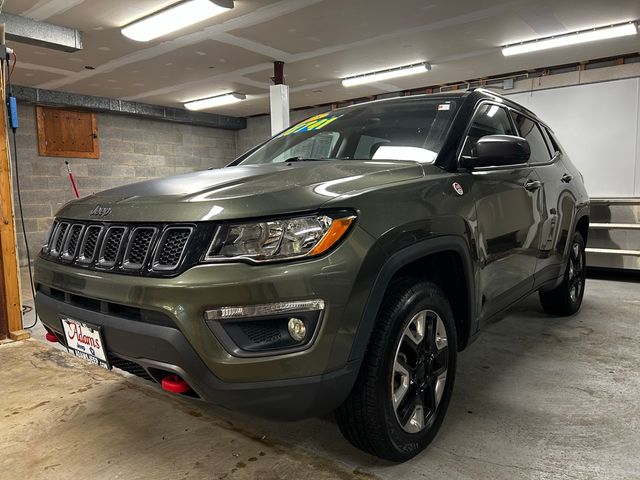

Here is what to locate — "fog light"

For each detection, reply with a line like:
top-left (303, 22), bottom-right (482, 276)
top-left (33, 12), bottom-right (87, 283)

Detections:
top-left (287, 318), bottom-right (306, 342)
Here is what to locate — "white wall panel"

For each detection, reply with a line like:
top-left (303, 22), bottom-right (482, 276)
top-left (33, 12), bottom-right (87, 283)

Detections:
top-left (506, 78), bottom-right (640, 198)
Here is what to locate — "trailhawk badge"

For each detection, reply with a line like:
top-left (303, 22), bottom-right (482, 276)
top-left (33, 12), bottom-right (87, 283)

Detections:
top-left (89, 205), bottom-right (112, 217)
top-left (452, 182), bottom-right (464, 196)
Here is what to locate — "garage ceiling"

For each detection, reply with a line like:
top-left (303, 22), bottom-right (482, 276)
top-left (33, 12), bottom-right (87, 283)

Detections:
top-left (5, 0), bottom-right (640, 117)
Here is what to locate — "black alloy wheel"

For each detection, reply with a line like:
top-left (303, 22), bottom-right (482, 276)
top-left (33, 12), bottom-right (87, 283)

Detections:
top-left (392, 309), bottom-right (449, 434)
top-left (539, 231), bottom-right (587, 316)
top-left (336, 280), bottom-right (457, 462)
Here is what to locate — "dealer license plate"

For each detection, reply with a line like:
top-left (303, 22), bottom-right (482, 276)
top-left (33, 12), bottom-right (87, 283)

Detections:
top-left (61, 317), bottom-right (110, 370)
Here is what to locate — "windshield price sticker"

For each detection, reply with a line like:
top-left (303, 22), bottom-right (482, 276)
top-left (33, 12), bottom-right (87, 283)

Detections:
top-left (281, 112), bottom-right (342, 136)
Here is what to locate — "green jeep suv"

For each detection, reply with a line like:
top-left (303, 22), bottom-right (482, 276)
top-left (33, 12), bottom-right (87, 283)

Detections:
top-left (35, 88), bottom-right (589, 461)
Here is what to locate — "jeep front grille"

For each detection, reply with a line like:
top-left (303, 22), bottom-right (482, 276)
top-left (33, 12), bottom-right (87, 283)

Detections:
top-left (153, 227), bottom-right (193, 271)
top-left (67, 225), bottom-right (83, 251)
top-left (78, 225), bottom-right (103, 264)
top-left (123, 227), bottom-right (157, 269)
top-left (50, 222), bottom-right (70, 256)
top-left (98, 226), bottom-right (128, 267)
top-left (42, 220), bottom-right (201, 276)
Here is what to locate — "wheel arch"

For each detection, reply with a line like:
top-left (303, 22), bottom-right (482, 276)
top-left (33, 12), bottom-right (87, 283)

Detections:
top-left (348, 235), bottom-right (476, 362)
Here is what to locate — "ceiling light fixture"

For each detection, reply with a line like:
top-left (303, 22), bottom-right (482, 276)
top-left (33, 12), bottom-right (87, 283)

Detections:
top-left (122, 0), bottom-right (234, 42)
top-left (502, 22), bottom-right (638, 56)
top-left (342, 62), bottom-right (431, 87)
top-left (184, 92), bottom-right (246, 110)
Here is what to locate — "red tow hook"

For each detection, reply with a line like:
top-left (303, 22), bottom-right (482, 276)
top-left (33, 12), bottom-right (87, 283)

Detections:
top-left (45, 331), bottom-right (59, 343)
top-left (161, 374), bottom-right (192, 394)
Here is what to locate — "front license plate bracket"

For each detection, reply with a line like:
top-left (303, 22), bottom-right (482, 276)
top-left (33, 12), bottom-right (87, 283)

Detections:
top-left (61, 317), bottom-right (111, 370)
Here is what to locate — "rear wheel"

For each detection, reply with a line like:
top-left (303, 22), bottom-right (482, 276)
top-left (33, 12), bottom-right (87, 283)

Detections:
top-left (539, 231), bottom-right (586, 316)
top-left (335, 280), bottom-right (457, 462)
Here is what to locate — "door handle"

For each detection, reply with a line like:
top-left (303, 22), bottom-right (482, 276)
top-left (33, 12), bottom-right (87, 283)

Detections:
top-left (561, 173), bottom-right (573, 183)
top-left (524, 179), bottom-right (542, 191)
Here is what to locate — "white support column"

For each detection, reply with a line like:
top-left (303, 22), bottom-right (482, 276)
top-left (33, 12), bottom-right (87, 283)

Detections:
top-left (269, 84), bottom-right (290, 136)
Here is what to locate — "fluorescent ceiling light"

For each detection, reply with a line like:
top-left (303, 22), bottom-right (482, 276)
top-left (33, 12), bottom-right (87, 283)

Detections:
top-left (184, 92), bottom-right (246, 110)
top-left (503, 22), bottom-right (638, 56)
top-left (122, 0), bottom-right (234, 42)
top-left (342, 63), bottom-right (431, 87)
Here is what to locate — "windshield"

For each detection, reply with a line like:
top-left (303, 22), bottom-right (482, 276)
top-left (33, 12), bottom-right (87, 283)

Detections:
top-left (238, 98), bottom-right (459, 165)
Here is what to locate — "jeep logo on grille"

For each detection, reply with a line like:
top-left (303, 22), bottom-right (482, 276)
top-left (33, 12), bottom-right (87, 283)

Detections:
top-left (89, 205), bottom-right (112, 217)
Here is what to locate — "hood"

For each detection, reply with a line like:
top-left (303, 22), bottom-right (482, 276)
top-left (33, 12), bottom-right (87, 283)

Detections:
top-left (56, 161), bottom-right (424, 222)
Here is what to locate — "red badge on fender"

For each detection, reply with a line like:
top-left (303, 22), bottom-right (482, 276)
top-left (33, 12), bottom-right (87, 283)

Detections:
top-left (452, 182), bottom-right (464, 196)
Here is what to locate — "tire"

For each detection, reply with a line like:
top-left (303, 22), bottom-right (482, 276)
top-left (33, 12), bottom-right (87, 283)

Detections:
top-left (539, 231), bottom-right (587, 316)
top-left (335, 279), bottom-right (457, 462)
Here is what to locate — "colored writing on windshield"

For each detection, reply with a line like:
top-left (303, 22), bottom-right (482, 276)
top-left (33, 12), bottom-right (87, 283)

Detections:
top-left (281, 112), bottom-right (342, 136)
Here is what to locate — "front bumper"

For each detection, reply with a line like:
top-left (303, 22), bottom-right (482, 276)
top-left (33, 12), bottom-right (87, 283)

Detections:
top-left (34, 225), bottom-right (377, 418)
top-left (37, 292), bottom-right (358, 419)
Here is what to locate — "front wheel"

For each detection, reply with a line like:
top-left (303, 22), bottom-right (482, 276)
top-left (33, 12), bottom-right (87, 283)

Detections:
top-left (539, 231), bottom-right (587, 316)
top-left (335, 280), bottom-right (457, 462)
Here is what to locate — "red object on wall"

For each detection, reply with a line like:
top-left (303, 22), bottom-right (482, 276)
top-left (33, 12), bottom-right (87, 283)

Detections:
top-left (65, 161), bottom-right (80, 198)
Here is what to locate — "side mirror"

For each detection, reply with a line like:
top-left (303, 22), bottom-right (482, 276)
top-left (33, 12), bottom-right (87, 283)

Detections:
top-left (460, 135), bottom-right (530, 169)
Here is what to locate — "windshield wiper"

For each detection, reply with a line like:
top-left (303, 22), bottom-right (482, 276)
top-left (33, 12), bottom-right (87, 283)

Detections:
top-left (284, 156), bottom-right (331, 162)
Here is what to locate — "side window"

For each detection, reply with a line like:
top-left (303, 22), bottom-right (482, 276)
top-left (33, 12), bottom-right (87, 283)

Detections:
top-left (270, 131), bottom-right (340, 162)
top-left (461, 104), bottom-right (516, 157)
top-left (511, 113), bottom-right (552, 164)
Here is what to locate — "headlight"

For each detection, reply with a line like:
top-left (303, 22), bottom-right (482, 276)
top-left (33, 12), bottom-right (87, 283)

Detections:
top-left (204, 212), bottom-right (356, 263)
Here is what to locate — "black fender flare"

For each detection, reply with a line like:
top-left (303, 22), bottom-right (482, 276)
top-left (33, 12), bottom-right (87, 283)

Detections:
top-left (563, 204), bottom-right (590, 266)
top-left (348, 235), bottom-right (476, 362)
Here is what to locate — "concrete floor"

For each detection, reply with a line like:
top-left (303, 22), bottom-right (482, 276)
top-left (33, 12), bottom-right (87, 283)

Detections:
top-left (2, 276), bottom-right (639, 480)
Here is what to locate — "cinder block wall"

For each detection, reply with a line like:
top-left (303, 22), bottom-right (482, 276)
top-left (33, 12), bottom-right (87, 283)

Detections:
top-left (11, 103), bottom-right (237, 266)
